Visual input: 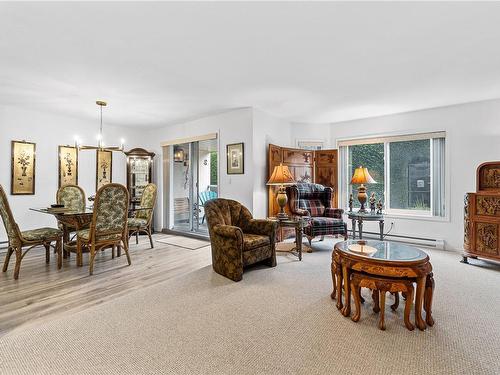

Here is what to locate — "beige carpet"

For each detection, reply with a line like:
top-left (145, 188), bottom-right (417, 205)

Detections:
top-left (1, 239), bottom-right (499, 374)
top-left (156, 236), bottom-right (210, 250)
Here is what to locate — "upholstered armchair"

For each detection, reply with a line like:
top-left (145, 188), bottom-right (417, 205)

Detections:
top-left (0, 185), bottom-right (62, 279)
top-left (128, 183), bottom-right (157, 248)
top-left (76, 183), bottom-right (131, 275)
top-left (288, 183), bottom-right (348, 246)
top-left (204, 198), bottom-right (278, 282)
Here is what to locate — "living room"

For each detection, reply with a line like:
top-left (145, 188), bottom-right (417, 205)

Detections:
top-left (0, 2), bottom-right (499, 374)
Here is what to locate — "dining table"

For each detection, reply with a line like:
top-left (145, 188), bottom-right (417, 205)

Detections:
top-left (30, 206), bottom-right (152, 256)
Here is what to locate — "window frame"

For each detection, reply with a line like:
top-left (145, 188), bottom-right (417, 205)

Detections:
top-left (339, 132), bottom-right (447, 220)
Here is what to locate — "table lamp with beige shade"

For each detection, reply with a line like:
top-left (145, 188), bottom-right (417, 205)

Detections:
top-left (267, 163), bottom-right (296, 220)
top-left (350, 166), bottom-right (376, 213)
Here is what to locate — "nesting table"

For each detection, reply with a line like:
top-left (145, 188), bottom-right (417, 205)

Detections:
top-left (331, 240), bottom-right (434, 331)
top-left (347, 211), bottom-right (385, 240)
top-left (269, 216), bottom-right (311, 261)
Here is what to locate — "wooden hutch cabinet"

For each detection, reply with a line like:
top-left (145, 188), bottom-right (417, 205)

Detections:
top-left (125, 148), bottom-right (155, 208)
top-left (463, 161), bottom-right (500, 264)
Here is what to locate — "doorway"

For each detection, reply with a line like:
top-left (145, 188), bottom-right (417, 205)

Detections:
top-left (171, 138), bottom-right (218, 235)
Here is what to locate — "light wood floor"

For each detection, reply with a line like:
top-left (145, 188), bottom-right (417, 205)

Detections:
top-left (0, 234), bottom-right (212, 337)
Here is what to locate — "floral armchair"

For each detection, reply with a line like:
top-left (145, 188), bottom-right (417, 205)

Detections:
top-left (204, 198), bottom-right (278, 282)
top-left (288, 183), bottom-right (347, 246)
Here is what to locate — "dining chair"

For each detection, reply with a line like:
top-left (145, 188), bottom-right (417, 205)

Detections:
top-left (0, 185), bottom-right (62, 280)
top-left (128, 183), bottom-right (157, 248)
top-left (56, 184), bottom-right (87, 251)
top-left (76, 183), bottom-right (131, 275)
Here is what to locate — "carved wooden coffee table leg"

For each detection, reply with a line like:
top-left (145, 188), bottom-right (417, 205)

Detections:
top-left (404, 284), bottom-right (415, 331)
top-left (424, 273), bottom-right (435, 326)
top-left (359, 288), bottom-right (365, 304)
top-left (335, 261), bottom-right (343, 310)
top-left (391, 292), bottom-right (399, 311)
top-left (330, 261), bottom-right (336, 299)
top-left (415, 276), bottom-right (427, 331)
top-left (351, 278), bottom-right (361, 322)
top-left (372, 289), bottom-right (380, 313)
top-left (341, 264), bottom-right (351, 317)
top-left (378, 291), bottom-right (386, 330)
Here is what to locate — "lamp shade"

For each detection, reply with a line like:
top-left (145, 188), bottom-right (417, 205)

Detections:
top-left (351, 166), bottom-right (376, 184)
top-left (267, 163), bottom-right (296, 185)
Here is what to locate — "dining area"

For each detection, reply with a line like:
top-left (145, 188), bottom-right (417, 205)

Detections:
top-left (0, 182), bottom-right (157, 280)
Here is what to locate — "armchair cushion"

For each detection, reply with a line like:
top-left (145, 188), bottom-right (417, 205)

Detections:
top-left (243, 219), bottom-right (277, 236)
top-left (127, 217), bottom-right (148, 229)
top-left (76, 229), bottom-right (122, 242)
top-left (243, 233), bottom-right (270, 251)
top-left (213, 225), bottom-right (243, 241)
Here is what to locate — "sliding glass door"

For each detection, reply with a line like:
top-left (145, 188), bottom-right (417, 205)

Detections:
top-left (171, 138), bottom-right (218, 235)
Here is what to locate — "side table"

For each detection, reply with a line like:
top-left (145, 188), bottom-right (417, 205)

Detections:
top-left (347, 211), bottom-right (385, 240)
top-left (268, 217), bottom-right (311, 261)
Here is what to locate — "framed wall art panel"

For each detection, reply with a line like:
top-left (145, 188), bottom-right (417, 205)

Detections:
top-left (58, 145), bottom-right (78, 187)
top-left (96, 150), bottom-right (113, 190)
top-left (11, 140), bottom-right (36, 195)
top-left (226, 143), bottom-right (244, 175)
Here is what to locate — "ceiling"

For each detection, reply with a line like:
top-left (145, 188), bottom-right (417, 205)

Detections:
top-left (2, 2), bottom-right (500, 127)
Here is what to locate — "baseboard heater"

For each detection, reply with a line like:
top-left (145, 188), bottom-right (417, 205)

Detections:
top-left (350, 230), bottom-right (445, 250)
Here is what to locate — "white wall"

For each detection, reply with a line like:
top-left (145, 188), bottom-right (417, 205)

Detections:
top-left (291, 99), bottom-right (500, 251)
top-left (0, 104), bottom-right (142, 242)
top-left (290, 122), bottom-right (333, 149)
top-left (143, 108), bottom-right (254, 231)
top-left (252, 109), bottom-right (292, 218)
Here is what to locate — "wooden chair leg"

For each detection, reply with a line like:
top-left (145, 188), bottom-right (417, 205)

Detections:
top-left (13, 247), bottom-right (22, 280)
top-left (391, 292), bottom-right (400, 311)
top-left (372, 289), bottom-right (380, 313)
top-left (319, 235), bottom-right (325, 241)
top-left (424, 273), bottom-right (435, 327)
top-left (89, 244), bottom-right (96, 275)
top-left (112, 245), bottom-right (115, 259)
top-left (76, 239), bottom-right (83, 267)
top-left (44, 242), bottom-right (50, 264)
top-left (123, 240), bottom-right (132, 266)
top-left (404, 285), bottom-right (415, 331)
top-left (57, 238), bottom-right (62, 269)
top-left (3, 246), bottom-right (14, 272)
top-left (148, 228), bottom-right (154, 249)
top-left (378, 291), bottom-right (386, 330)
top-left (117, 245), bottom-right (121, 257)
top-left (136, 231), bottom-right (139, 244)
top-left (351, 279), bottom-right (361, 322)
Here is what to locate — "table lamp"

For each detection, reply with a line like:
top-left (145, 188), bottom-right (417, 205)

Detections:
top-left (350, 166), bottom-right (376, 213)
top-left (267, 163), bottom-right (296, 220)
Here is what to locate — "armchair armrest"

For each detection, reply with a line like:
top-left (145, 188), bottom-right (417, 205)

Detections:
top-left (244, 219), bottom-right (278, 236)
top-left (291, 208), bottom-right (310, 216)
top-left (213, 225), bottom-right (243, 240)
top-left (324, 207), bottom-right (344, 219)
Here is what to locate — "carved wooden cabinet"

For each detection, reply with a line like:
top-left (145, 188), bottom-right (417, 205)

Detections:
top-left (463, 161), bottom-right (500, 263)
top-left (125, 148), bottom-right (155, 208)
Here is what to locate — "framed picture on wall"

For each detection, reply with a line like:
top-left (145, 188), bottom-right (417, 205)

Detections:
top-left (296, 139), bottom-right (324, 150)
top-left (96, 150), bottom-right (113, 190)
top-left (58, 145), bottom-right (78, 187)
top-left (226, 142), bottom-right (244, 174)
top-left (11, 140), bottom-right (36, 195)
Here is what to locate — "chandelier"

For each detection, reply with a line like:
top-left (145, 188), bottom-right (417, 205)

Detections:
top-left (74, 100), bottom-right (125, 152)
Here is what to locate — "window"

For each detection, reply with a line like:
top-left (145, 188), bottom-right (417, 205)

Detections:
top-left (340, 132), bottom-right (446, 217)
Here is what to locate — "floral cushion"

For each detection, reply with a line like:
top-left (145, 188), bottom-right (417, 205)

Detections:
top-left (95, 185), bottom-right (128, 234)
top-left (76, 229), bottom-right (122, 242)
top-left (21, 227), bottom-right (62, 241)
top-left (127, 217), bottom-right (148, 228)
top-left (243, 233), bottom-right (270, 251)
top-left (57, 185), bottom-right (85, 211)
top-left (135, 184), bottom-right (157, 220)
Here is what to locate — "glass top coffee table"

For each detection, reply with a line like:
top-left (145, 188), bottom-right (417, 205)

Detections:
top-left (331, 240), bottom-right (434, 331)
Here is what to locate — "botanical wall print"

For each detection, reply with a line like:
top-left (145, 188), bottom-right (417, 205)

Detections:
top-left (226, 143), bottom-right (244, 174)
top-left (96, 150), bottom-right (113, 190)
top-left (11, 140), bottom-right (36, 195)
top-left (58, 146), bottom-right (78, 187)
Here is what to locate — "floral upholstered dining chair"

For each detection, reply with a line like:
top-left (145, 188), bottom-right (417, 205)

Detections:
top-left (75, 183), bottom-right (130, 275)
top-left (128, 183), bottom-right (157, 248)
top-left (56, 184), bottom-right (87, 241)
top-left (0, 185), bottom-right (62, 279)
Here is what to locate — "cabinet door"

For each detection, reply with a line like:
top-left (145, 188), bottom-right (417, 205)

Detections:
top-left (314, 150), bottom-right (338, 207)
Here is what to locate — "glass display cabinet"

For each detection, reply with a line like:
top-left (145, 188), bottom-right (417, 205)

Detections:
top-left (125, 148), bottom-right (155, 208)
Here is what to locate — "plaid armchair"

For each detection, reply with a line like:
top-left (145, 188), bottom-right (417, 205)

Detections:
top-left (288, 183), bottom-right (347, 246)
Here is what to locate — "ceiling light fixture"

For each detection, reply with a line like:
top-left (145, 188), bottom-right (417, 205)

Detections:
top-left (75, 100), bottom-right (125, 152)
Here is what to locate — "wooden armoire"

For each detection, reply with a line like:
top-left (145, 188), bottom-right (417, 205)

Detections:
top-left (463, 161), bottom-right (500, 263)
top-left (268, 144), bottom-right (339, 219)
